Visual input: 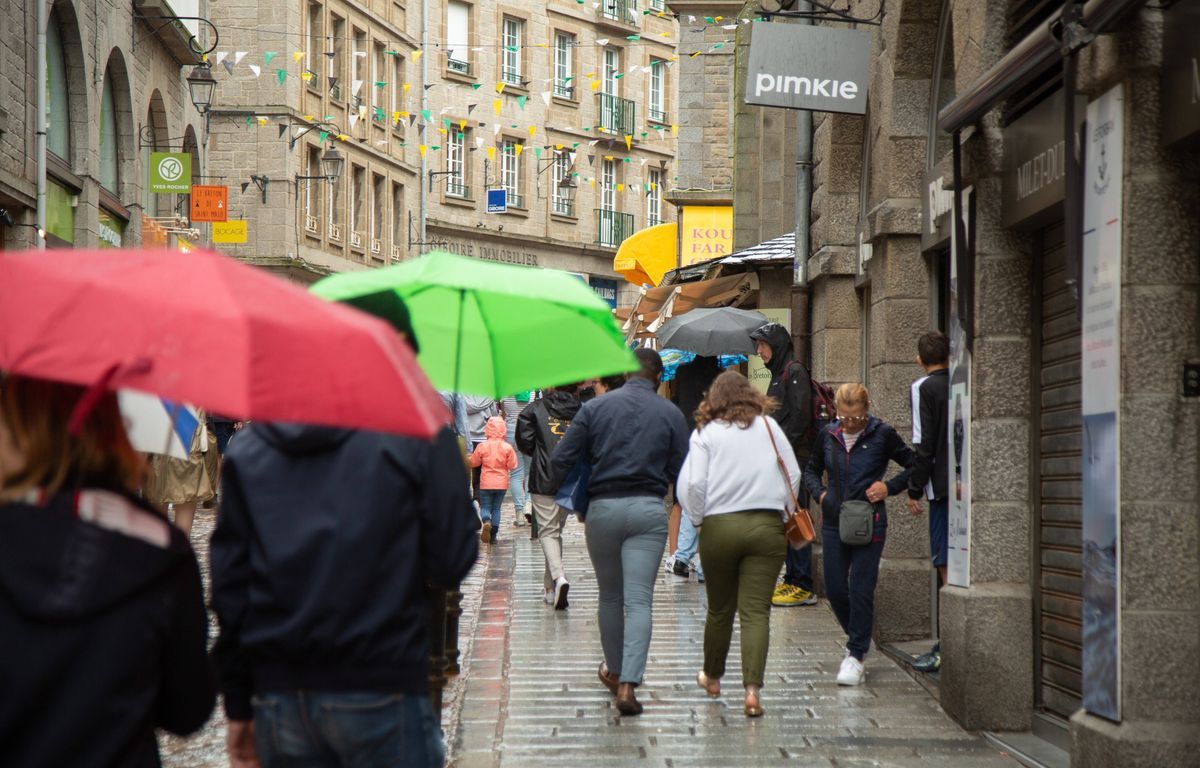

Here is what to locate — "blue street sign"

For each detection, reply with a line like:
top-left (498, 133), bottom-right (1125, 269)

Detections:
top-left (486, 188), bottom-right (507, 214)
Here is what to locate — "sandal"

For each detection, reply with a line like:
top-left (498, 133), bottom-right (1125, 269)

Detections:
top-left (696, 670), bottom-right (720, 698)
top-left (598, 662), bottom-right (619, 695)
top-left (744, 686), bottom-right (763, 718)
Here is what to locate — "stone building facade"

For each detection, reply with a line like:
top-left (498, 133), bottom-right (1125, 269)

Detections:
top-left (0, 0), bottom-right (208, 251)
top-left (206, 0), bottom-right (677, 298)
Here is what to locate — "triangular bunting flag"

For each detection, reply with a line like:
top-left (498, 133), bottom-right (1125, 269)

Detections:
top-left (294, 51), bottom-right (305, 62)
top-left (223, 60), bottom-right (235, 76)
top-left (528, 126), bottom-right (536, 138)
top-left (624, 135), bottom-right (632, 150)
top-left (467, 103), bottom-right (477, 114)
top-left (492, 99), bottom-right (502, 115)
top-left (215, 51), bottom-right (228, 65)
top-left (420, 109), bottom-right (432, 121)
top-left (277, 69), bottom-right (287, 85)
top-left (264, 51), bottom-right (277, 65)
top-left (249, 64), bottom-right (261, 77)
top-left (517, 95), bottom-right (527, 110)
top-left (241, 182), bottom-right (249, 193)
top-left (412, 50), bottom-right (423, 62)
top-left (234, 51), bottom-right (248, 64)
top-left (486, 146), bottom-right (495, 161)
top-left (352, 79), bottom-right (364, 95)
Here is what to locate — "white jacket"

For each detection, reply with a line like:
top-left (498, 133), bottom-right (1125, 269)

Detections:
top-left (677, 416), bottom-right (802, 528)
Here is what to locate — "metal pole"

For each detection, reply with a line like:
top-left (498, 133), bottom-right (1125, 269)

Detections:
top-left (36, 0), bottom-right (48, 250)
top-left (793, 3), bottom-right (811, 289)
top-left (418, 0), bottom-right (429, 255)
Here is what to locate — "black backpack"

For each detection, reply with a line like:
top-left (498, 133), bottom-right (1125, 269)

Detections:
top-left (784, 361), bottom-right (837, 442)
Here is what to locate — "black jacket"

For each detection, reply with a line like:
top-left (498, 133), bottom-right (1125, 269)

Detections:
top-left (804, 417), bottom-right (916, 532)
top-left (550, 378), bottom-right (689, 501)
top-left (516, 391), bottom-right (582, 495)
top-left (0, 488), bottom-right (215, 767)
top-left (908, 368), bottom-right (949, 500)
top-left (759, 324), bottom-right (814, 459)
top-left (211, 423), bottom-right (478, 721)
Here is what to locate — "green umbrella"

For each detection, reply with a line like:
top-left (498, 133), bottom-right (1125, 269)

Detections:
top-left (311, 251), bottom-right (637, 397)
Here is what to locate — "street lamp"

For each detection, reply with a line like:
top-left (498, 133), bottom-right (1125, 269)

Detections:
top-left (320, 147), bottom-right (344, 183)
top-left (186, 62), bottom-right (217, 115)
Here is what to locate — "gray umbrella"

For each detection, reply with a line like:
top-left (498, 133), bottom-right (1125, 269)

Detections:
top-left (656, 307), bottom-right (769, 356)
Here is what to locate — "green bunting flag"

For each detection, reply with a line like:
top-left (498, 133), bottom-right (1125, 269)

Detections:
top-left (264, 51), bottom-right (277, 65)
top-left (420, 109), bottom-right (432, 121)
top-left (318, 130), bottom-right (329, 144)
top-left (471, 83), bottom-right (483, 90)
top-left (626, 35), bottom-right (640, 41)
top-left (517, 95), bottom-right (527, 110)
top-left (277, 69), bottom-right (287, 84)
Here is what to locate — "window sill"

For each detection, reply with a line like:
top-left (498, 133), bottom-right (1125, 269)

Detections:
top-left (306, 84), bottom-right (323, 98)
top-left (442, 194), bottom-right (476, 209)
top-left (552, 95), bottom-right (579, 108)
top-left (501, 82), bottom-right (530, 96)
top-left (551, 212), bottom-right (578, 223)
top-left (444, 69), bottom-right (477, 85)
top-left (503, 206), bottom-right (529, 218)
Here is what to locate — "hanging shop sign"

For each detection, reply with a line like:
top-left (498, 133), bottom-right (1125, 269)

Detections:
top-left (97, 208), bottom-right (126, 248)
top-left (45, 180), bottom-right (75, 245)
top-left (190, 185), bottom-right (228, 222)
top-left (141, 214), bottom-right (169, 247)
top-left (1001, 91), bottom-right (1086, 229)
top-left (212, 220), bottom-right (248, 243)
top-left (921, 167), bottom-right (954, 251)
top-left (744, 22), bottom-right (871, 115)
top-left (1080, 84), bottom-right (1124, 724)
top-left (1162, 0), bottom-right (1200, 147)
top-left (486, 188), bottom-right (507, 214)
top-left (149, 152), bottom-right (192, 194)
top-left (589, 276), bottom-right (619, 309)
top-left (679, 206), bottom-right (733, 265)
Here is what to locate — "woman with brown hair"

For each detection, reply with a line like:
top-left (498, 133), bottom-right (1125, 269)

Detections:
top-left (0, 374), bottom-right (215, 767)
top-left (676, 370), bottom-right (801, 717)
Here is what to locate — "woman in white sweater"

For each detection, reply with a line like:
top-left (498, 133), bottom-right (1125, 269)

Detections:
top-left (676, 371), bottom-right (801, 717)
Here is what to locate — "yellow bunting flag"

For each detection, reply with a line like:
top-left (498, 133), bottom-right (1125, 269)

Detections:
top-left (486, 146), bottom-right (496, 161)
top-left (555, 144), bottom-right (564, 150)
top-left (671, 124), bottom-right (678, 136)
top-left (303, 114), bottom-right (314, 121)
top-left (419, 145), bottom-right (427, 157)
top-left (604, 155), bottom-right (615, 161)
top-left (293, 51), bottom-right (305, 62)
top-left (624, 135), bottom-right (632, 150)
top-left (493, 99), bottom-right (502, 115)
top-left (528, 126), bottom-right (536, 138)
top-left (514, 145), bottom-right (524, 157)
top-left (439, 128), bottom-right (447, 135)
top-left (256, 117), bottom-right (268, 126)
top-left (617, 183), bottom-right (624, 192)
top-left (301, 71), bottom-right (314, 82)
top-left (496, 82), bottom-right (506, 94)
top-left (336, 134), bottom-right (349, 141)
top-left (588, 179), bottom-right (595, 188)
top-left (460, 119), bottom-right (467, 130)
top-left (590, 80), bottom-right (601, 91)
top-left (412, 50), bottom-right (423, 62)
top-left (403, 83), bottom-right (412, 94)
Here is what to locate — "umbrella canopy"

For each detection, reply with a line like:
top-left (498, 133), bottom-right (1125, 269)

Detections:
top-left (655, 307), bottom-right (768, 357)
top-left (0, 248), bottom-right (447, 438)
top-left (311, 251), bottom-right (637, 398)
top-left (118, 392), bottom-right (199, 459)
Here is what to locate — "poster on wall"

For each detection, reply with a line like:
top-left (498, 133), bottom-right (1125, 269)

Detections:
top-left (946, 186), bottom-right (973, 589)
top-left (1080, 83), bottom-right (1124, 723)
top-left (747, 307), bottom-right (790, 393)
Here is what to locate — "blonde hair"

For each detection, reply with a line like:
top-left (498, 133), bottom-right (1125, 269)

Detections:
top-left (835, 383), bottom-right (870, 409)
top-left (694, 370), bottom-right (777, 429)
top-left (0, 374), bottom-right (144, 501)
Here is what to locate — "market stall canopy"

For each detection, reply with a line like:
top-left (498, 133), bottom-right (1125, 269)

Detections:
top-left (621, 272), bottom-right (759, 340)
top-left (613, 222), bottom-right (678, 286)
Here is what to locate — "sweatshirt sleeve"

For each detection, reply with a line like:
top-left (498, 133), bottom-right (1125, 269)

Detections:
top-left (420, 426), bottom-right (480, 588)
top-left (505, 444), bottom-right (518, 470)
top-left (678, 430), bottom-right (709, 527)
top-left (516, 406), bottom-right (537, 456)
top-left (884, 425), bottom-right (917, 496)
top-left (803, 429), bottom-right (828, 502)
top-left (157, 545), bottom-right (217, 734)
top-left (907, 380), bottom-right (937, 498)
top-left (665, 407), bottom-right (690, 485)
top-left (209, 460), bottom-right (256, 721)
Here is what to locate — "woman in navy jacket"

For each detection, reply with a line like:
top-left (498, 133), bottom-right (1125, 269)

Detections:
top-left (804, 383), bottom-right (914, 687)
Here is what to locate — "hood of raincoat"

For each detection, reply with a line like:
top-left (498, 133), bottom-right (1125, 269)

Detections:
top-left (485, 415), bottom-right (507, 440)
top-left (255, 422), bottom-right (354, 455)
top-left (751, 322), bottom-right (794, 377)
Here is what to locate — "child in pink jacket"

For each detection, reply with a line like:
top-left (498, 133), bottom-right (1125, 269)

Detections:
top-left (470, 416), bottom-right (518, 543)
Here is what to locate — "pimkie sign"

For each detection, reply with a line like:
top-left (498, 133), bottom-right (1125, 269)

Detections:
top-left (744, 22), bottom-right (871, 115)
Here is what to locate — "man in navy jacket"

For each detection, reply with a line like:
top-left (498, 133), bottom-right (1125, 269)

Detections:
top-left (211, 422), bottom-right (478, 768)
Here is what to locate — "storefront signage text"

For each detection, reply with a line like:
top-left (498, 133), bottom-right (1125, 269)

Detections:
top-left (680, 206), bottom-right (733, 265)
top-left (744, 22), bottom-right (871, 115)
top-left (441, 239), bottom-right (538, 267)
top-left (921, 168), bottom-right (954, 251)
top-left (1001, 91), bottom-right (1083, 229)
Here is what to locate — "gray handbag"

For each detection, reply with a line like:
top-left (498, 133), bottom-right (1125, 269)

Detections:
top-left (838, 500), bottom-right (875, 546)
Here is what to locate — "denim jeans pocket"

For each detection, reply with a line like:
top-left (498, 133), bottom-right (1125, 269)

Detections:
top-left (250, 694), bottom-right (281, 757)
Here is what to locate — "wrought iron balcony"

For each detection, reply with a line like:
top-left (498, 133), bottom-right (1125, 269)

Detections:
top-left (598, 0), bottom-right (637, 24)
top-left (596, 93), bottom-right (636, 136)
top-left (595, 209), bottom-right (634, 248)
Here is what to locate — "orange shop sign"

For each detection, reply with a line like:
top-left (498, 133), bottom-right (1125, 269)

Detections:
top-left (190, 185), bottom-right (228, 222)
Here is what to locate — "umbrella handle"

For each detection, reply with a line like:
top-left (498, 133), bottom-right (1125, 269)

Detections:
top-left (68, 358), bottom-right (153, 436)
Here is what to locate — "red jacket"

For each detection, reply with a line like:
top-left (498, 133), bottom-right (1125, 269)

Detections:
top-left (470, 417), bottom-right (518, 490)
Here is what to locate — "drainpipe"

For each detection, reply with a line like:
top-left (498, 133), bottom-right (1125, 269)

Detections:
top-left (417, 0), bottom-right (428, 254)
top-left (793, 3), bottom-right (812, 362)
top-left (36, 0), bottom-right (48, 250)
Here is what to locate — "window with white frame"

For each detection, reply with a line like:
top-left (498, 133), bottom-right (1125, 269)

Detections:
top-left (304, 146), bottom-right (322, 227)
top-left (551, 150), bottom-right (573, 215)
top-left (306, 3), bottom-right (322, 83)
top-left (501, 18), bottom-right (523, 85)
top-left (649, 60), bottom-right (666, 122)
top-left (372, 44), bottom-right (386, 119)
top-left (603, 49), bottom-right (619, 96)
top-left (447, 1), bottom-right (470, 73)
top-left (351, 165), bottom-right (365, 240)
top-left (330, 15), bottom-right (345, 101)
top-left (391, 182), bottom-right (404, 258)
top-left (601, 158), bottom-right (616, 212)
top-left (554, 33), bottom-right (574, 98)
top-left (371, 173), bottom-right (385, 250)
top-left (391, 55), bottom-right (405, 130)
top-left (352, 29), bottom-right (366, 106)
top-left (327, 174), bottom-right (343, 239)
top-left (501, 139), bottom-right (523, 206)
top-left (447, 130), bottom-right (467, 197)
top-left (646, 168), bottom-right (662, 225)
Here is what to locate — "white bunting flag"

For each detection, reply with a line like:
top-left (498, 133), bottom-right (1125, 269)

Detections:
top-left (596, 38), bottom-right (609, 46)
top-left (352, 79), bottom-right (364, 95)
top-left (234, 51), bottom-right (248, 64)
top-left (248, 64), bottom-right (261, 78)
top-left (541, 91), bottom-right (552, 107)
top-left (215, 51), bottom-right (228, 65)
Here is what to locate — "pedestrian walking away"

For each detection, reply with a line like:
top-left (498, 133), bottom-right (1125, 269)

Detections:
top-left (471, 415), bottom-right (519, 543)
top-left (907, 331), bottom-right (951, 673)
top-left (676, 371), bottom-right (798, 717)
top-left (500, 391), bottom-right (534, 527)
top-left (668, 356), bottom-right (721, 583)
top-left (0, 374), bottom-right (216, 767)
top-left (210, 413), bottom-right (478, 768)
top-left (805, 383), bottom-right (915, 687)
top-left (517, 383), bottom-right (583, 609)
top-left (550, 348), bottom-right (689, 716)
top-left (749, 322), bottom-right (821, 608)
top-left (464, 396), bottom-right (498, 504)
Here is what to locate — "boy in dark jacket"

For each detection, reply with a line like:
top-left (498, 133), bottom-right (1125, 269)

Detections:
top-left (805, 383), bottom-right (914, 687)
top-left (749, 322), bottom-right (817, 607)
top-left (517, 385), bottom-right (583, 609)
top-left (211, 423), bottom-right (477, 768)
top-left (907, 331), bottom-right (950, 672)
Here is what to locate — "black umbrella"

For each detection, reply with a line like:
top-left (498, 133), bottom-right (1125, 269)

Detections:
top-left (655, 307), bottom-right (769, 356)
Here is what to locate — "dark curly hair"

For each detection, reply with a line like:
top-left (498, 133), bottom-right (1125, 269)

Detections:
top-left (694, 370), bottom-right (777, 430)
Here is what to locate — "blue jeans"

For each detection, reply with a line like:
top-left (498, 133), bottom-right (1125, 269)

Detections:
top-left (251, 691), bottom-right (443, 768)
top-left (505, 424), bottom-right (529, 512)
top-left (782, 486), bottom-right (812, 590)
top-left (672, 513), bottom-right (704, 578)
top-left (479, 489), bottom-right (505, 534)
top-left (821, 523), bottom-right (886, 661)
top-left (585, 496), bottom-right (668, 685)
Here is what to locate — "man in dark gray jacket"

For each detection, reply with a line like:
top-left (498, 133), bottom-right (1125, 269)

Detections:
top-left (550, 349), bottom-right (689, 715)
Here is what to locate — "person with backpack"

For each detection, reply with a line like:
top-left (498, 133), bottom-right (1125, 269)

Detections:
top-left (749, 322), bottom-right (830, 608)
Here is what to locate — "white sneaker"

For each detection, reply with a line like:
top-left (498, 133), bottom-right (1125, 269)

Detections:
top-left (837, 655), bottom-right (865, 686)
top-left (553, 577), bottom-right (570, 610)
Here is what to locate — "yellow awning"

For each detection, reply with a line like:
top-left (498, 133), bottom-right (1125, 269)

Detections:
top-left (613, 222), bottom-right (677, 287)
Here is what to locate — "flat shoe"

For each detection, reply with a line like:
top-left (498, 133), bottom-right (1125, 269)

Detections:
top-left (744, 690), bottom-right (764, 718)
top-left (598, 662), bottom-right (619, 695)
top-left (696, 671), bottom-right (720, 697)
top-left (616, 684), bottom-right (643, 716)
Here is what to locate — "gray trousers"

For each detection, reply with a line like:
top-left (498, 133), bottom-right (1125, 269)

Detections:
top-left (531, 493), bottom-right (568, 591)
top-left (584, 496), bottom-right (668, 686)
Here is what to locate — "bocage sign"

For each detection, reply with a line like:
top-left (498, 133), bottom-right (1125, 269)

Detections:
top-left (744, 22), bottom-right (871, 115)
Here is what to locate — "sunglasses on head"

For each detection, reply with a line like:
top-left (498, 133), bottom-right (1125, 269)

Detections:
top-left (838, 414), bottom-right (868, 424)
